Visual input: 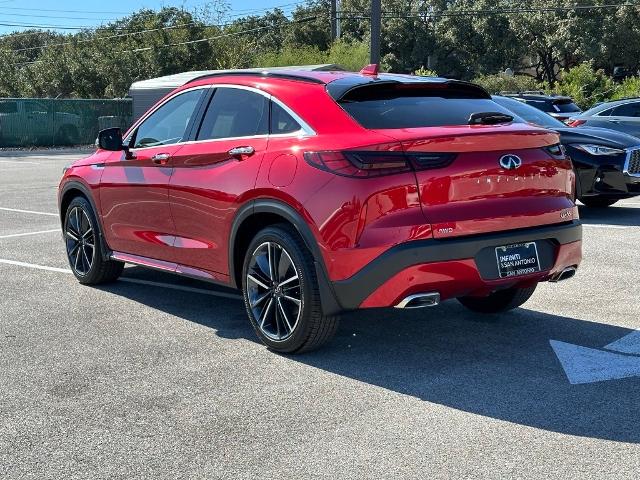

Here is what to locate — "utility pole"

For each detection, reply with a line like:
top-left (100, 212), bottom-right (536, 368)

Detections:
top-left (370, 0), bottom-right (381, 64)
top-left (336, 0), bottom-right (341, 39)
top-left (331, 0), bottom-right (337, 41)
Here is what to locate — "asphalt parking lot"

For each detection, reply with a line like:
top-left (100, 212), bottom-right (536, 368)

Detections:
top-left (1, 150), bottom-right (639, 479)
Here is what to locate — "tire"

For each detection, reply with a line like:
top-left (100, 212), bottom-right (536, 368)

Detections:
top-left (63, 196), bottom-right (124, 285)
top-left (241, 224), bottom-right (339, 353)
top-left (579, 196), bottom-right (619, 208)
top-left (457, 285), bottom-right (537, 314)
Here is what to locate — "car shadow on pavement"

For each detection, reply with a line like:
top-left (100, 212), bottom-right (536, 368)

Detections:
top-left (578, 204), bottom-right (640, 227)
top-left (101, 267), bottom-right (639, 444)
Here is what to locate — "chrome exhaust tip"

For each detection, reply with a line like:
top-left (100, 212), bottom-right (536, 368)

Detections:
top-left (550, 266), bottom-right (577, 282)
top-left (395, 292), bottom-right (440, 309)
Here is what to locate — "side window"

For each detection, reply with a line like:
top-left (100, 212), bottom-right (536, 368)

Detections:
top-left (133, 89), bottom-right (204, 148)
top-left (196, 88), bottom-right (269, 140)
top-left (596, 108), bottom-right (614, 117)
top-left (612, 102), bottom-right (640, 117)
top-left (271, 101), bottom-right (302, 134)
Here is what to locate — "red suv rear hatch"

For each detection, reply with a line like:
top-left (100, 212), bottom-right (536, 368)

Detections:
top-left (338, 80), bottom-right (576, 239)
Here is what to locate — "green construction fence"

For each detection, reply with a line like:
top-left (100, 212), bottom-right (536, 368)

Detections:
top-left (0, 98), bottom-right (132, 148)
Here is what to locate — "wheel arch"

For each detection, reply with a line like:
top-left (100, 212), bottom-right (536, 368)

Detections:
top-left (59, 181), bottom-right (111, 260)
top-left (229, 199), bottom-right (343, 315)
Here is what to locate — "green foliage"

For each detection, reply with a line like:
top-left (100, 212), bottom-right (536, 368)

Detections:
top-left (257, 40), bottom-right (369, 72)
top-left (414, 67), bottom-right (438, 77)
top-left (3, 0), bottom-right (640, 102)
top-left (553, 62), bottom-right (617, 109)
top-left (472, 74), bottom-right (542, 94)
top-left (611, 77), bottom-right (640, 101)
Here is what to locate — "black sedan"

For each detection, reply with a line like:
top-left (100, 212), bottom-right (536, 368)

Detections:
top-left (493, 95), bottom-right (640, 207)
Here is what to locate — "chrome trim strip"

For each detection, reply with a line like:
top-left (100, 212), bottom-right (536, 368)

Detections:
top-left (395, 292), bottom-right (440, 309)
top-left (124, 84), bottom-right (316, 153)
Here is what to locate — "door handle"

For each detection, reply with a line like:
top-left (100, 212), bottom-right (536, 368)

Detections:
top-left (151, 153), bottom-right (171, 165)
top-left (228, 146), bottom-right (255, 158)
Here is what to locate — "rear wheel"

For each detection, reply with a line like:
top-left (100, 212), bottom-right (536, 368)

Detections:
top-left (579, 196), bottom-right (619, 208)
top-left (457, 285), bottom-right (537, 314)
top-left (241, 225), bottom-right (339, 353)
top-left (64, 196), bottom-right (123, 284)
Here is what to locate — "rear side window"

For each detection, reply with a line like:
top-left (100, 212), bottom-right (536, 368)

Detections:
top-left (271, 101), bottom-right (301, 134)
top-left (197, 88), bottom-right (269, 140)
top-left (339, 83), bottom-right (519, 129)
top-left (612, 102), bottom-right (640, 117)
top-left (596, 108), bottom-right (614, 116)
top-left (552, 100), bottom-right (581, 113)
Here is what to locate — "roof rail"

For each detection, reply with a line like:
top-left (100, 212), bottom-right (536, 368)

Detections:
top-left (187, 70), bottom-right (326, 85)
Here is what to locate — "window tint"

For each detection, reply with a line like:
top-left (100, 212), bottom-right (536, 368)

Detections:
top-left (197, 88), bottom-right (269, 140)
top-left (0, 101), bottom-right (18, 114)
top-left (271, 101), bottom-right (301, 134)
top-left (492, 96), bottom-right (565, 129)
top-left (612, 102), bottom-right (640, 117)
top-left (552, 100), bottom-right (581, 113)
top-left (133, 89), bottom-right (203, 148)
top-left (340, 84), bottom-right (520, 129)
top-left (596, 108), bottom-right (614, 116)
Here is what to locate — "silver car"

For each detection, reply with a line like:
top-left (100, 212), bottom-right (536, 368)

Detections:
top-left (568, 98), bottom-right (640, 137)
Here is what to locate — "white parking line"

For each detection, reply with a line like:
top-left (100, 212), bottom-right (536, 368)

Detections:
top-left (0, 207), bottom-right (58, 217)
top-left (0, 160), bottom-right (40, 165)
top-left (0, 229), bottom-right (60, 239)
top-left (0, 259), bottom-right (71, 274)
top-left (0, 258), bottom-right (242, 300)
top-left (582, 224), bottom-right (634, 230)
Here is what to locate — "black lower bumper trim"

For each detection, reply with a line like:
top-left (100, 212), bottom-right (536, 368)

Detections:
top-left (331, 221), bottom-right (582, 310)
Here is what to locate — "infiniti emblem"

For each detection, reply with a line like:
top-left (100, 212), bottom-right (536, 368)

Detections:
top-left (499, 154), bottom-right (522, 170)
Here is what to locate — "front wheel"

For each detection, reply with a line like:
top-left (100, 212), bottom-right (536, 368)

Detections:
top-left (579, 196), bottom-right (619, 208)
top-left (457, 285), bottom-right (537, 314)
top-left (64, 196), bottom-right (123, 284)
top-left (241, 225), bottom-right (339, 353)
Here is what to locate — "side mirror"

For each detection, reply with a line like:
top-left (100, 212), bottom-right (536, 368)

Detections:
top-left (97, 127), bottom-right (124, 151)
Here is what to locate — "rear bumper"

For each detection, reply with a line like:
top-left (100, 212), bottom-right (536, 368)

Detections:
top-left (330, 221), bottom-right (582, 310)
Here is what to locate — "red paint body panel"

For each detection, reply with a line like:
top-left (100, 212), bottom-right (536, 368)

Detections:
top-left (361, 240), bottom-right (583, 308)
top-left (58, 70), bottom-right (583, 311)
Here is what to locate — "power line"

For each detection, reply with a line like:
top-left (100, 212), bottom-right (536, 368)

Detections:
top-left (10, 15), bottom-right (318, 67)
top-left (0, 1), bottom-right (309, 37)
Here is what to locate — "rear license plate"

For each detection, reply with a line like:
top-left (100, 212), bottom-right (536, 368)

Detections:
top-left (495, 242), bottom-right (540, 278)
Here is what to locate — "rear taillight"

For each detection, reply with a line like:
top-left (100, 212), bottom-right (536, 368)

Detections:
top-left (566, 119), bottom-right (585, 127)
top-left (545, 143), bottom-right (566, 158)
top-left (303, 151), bottom-right (456, 178)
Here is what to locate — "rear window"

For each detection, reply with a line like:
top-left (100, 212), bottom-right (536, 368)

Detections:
top-left (339, 83), bottom-right (518, 129)
top-left (552, 100), bottom-right (581, 113)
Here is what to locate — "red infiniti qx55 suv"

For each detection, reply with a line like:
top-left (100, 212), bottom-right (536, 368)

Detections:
top-left (58, 66), bottom-right (582, 353)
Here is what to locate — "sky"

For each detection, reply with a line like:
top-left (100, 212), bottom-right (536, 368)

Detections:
top-left (0, 0), bottom-right (301, 35)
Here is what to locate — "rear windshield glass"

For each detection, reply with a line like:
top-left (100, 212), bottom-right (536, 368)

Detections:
top-left (552, 100), bottom-right (581, 113)
top-left (339, 83), bottom-right (519, 129)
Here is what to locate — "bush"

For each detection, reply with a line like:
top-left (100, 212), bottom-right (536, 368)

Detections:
top-left (553, 62), bottom-right (617, 109)
top-left (471, 73), bottom-right (541, 94)
top-left (256, 40), bottom-right (369, 72)
top-left (611, 76), bottom-right (640, 100)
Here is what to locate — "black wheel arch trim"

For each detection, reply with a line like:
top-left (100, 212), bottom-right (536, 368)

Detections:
top-left (59, 181), bottom-right (111, 261)
top-left (332, 220), bottom-right (583, 310)
top-left (229, 199), bottom-right (343, 315)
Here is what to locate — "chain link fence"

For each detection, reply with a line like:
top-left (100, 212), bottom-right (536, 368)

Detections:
top-left (0, 98), bottom-right (132, 148)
